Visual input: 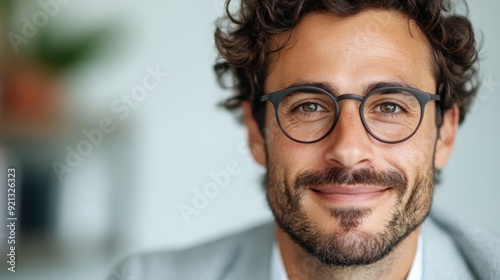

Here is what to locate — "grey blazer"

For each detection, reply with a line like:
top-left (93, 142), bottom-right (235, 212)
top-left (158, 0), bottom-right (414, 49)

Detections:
top-left (109, 210), bottom-right (500, 280)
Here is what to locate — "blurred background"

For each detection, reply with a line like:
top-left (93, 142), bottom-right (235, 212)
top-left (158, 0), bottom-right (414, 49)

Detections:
top-left (0, 0), bottom-right (498, 279)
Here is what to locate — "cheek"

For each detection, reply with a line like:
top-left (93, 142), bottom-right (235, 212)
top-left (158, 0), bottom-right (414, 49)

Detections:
top-left (382, 117), bottom-right (437, 182)
top-left (265, 119), bottom-right (324, 177)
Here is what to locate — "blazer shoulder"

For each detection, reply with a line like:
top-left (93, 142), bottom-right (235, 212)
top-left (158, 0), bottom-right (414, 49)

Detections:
top-left (429, 209), bottom-right (500, 279)
top-left (108, 222), bottom-right (275, 280)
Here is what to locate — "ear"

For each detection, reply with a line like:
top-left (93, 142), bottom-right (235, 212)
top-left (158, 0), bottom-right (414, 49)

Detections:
top-left (434, 105), bottom-right (459, 169)
top-left (242, 102), bottom-right (266, 166)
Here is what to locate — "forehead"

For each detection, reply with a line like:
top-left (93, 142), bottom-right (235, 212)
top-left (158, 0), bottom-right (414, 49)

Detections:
top-left (265, 10), bottom-right (436, 94)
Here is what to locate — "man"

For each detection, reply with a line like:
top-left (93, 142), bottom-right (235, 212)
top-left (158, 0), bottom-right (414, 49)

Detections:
top-left (110, 0), bottom-right (500, 279)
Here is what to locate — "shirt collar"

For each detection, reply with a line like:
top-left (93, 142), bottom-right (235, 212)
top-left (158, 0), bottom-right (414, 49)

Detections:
top-left (406, 233), bottom-right (423, 280)
top-left (270, 240), bottom-right (289, 280)
top-left (270, 233), bottom-right (423, 280)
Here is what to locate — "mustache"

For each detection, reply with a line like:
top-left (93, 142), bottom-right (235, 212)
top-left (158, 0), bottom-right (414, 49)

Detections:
top-left (295, 167), bottom-right (407, 196)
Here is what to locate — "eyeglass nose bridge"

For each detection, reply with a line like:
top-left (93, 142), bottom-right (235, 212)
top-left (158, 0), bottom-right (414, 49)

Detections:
top-left (332, 93), bottom-right (367, 120)
top-left (327, 93), bottom-right (371, 142)
top-left (335, 93), bottom-right (365, 103)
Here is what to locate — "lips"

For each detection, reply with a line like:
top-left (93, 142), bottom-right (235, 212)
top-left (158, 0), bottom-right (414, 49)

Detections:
top-left (310, 185), bottom-right (391, 204)
top-left (310, 185), bottom-right (390, 194)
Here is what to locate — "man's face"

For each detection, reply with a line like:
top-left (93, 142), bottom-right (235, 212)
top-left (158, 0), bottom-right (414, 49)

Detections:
top-left (245, 10), bottom-right (457, 266)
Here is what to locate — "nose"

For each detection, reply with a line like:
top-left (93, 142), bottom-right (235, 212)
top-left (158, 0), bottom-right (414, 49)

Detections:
top-left (323, 99), bottom-right (375, 168)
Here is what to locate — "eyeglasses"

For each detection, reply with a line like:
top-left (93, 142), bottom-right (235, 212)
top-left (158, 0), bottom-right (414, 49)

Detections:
top-left (260, 85), bottom-right (441, 144)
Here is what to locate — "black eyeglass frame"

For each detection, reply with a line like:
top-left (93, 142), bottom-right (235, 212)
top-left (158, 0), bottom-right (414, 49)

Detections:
top-left (259, 85), bottom-right (441, 144)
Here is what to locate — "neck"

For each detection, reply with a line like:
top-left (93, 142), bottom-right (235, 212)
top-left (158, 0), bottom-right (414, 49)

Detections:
top-left (276, 225), bottom-right (420, 280)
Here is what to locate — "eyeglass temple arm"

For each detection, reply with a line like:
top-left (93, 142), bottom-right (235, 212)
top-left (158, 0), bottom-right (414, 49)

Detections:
top-left (430, 94), bottom-right (441, 101)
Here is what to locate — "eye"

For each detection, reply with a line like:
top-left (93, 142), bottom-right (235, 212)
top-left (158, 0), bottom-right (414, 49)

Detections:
top-left (299, 102), bottom-right (325, 113)
top-left (375, 102), bottom-right (401, 113)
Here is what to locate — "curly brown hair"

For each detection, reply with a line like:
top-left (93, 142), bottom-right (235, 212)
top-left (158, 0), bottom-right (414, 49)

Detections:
top-left (214, 0), bottom-right (479, 129)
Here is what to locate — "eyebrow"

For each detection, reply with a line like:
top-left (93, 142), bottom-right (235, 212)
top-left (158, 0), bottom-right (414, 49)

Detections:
top-left (279, 80), bottom-right (423, 96)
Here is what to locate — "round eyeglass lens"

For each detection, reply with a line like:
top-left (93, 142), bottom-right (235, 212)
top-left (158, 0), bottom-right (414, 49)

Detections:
top-left (362, 88), bottom-right (422, 142)
top-left (277, 90), bottom-right (336, 142)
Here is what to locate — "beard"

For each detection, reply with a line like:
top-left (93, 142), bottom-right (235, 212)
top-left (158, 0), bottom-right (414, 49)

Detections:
top-left (266, 164), bottom-right (434, 267)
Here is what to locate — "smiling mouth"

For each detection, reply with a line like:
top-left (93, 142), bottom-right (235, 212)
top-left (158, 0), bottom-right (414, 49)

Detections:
top-left (310, 185), bottom-right (391, 204)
